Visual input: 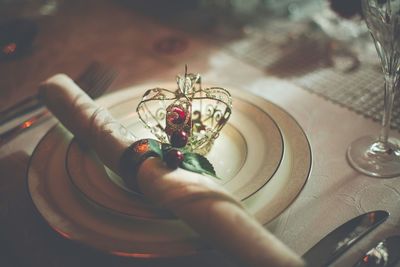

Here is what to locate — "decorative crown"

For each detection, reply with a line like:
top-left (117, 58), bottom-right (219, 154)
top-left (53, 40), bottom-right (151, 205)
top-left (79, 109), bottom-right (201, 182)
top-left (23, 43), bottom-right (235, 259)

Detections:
top-left (137, 66), bottom-right (232, 155)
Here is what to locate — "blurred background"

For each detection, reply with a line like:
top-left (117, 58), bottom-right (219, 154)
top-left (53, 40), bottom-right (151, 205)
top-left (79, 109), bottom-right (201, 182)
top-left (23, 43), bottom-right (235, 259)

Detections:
top-left (1, 0), bottom-right (390, 129)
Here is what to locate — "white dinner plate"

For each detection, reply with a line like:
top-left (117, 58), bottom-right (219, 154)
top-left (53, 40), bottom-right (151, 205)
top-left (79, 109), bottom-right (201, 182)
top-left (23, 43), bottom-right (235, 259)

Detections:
top-left (66, 89), bottom-right (284, 219)
top-left (28, 85), bottom-right (311, 257)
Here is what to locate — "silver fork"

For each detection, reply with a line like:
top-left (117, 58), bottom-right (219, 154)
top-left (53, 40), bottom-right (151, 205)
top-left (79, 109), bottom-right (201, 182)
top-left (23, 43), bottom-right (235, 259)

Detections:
top-left (0, 62), bottom-right (117, 144)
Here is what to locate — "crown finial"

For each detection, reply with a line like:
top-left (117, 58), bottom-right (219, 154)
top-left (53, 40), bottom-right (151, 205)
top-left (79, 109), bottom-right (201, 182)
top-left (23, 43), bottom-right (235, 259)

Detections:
top-left (137, 67), bottom-right (232, 155)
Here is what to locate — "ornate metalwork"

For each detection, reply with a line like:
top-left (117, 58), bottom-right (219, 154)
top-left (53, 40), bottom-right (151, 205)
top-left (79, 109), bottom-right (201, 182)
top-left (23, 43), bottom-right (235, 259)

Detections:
top-left (137, 66), bottom-right (232, 155)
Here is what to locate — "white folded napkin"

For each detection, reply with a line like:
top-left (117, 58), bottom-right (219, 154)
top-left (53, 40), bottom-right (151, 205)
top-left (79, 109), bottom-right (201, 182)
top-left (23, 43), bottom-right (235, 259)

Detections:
top-left (39, 74), bottom-right (305, 267)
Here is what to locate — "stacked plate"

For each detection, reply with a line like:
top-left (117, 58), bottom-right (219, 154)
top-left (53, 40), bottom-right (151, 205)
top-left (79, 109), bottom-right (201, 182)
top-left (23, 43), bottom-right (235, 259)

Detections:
top-left (28, 85), bottom-right (311, 257)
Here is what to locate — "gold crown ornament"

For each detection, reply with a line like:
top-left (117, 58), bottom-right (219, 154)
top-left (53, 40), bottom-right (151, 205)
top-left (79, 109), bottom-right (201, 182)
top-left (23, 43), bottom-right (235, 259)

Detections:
top-left (137, 66), bottom-right (232, 156)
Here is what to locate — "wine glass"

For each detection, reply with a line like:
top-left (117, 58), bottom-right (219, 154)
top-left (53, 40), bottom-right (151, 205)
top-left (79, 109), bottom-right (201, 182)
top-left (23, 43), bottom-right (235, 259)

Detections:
top-left (347, 0), bottom-right (400, 177)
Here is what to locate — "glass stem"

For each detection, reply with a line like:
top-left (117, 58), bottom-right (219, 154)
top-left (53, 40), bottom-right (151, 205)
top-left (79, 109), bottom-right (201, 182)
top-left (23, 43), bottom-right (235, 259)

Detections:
top-left (378, 73), bottom-right (396, 147)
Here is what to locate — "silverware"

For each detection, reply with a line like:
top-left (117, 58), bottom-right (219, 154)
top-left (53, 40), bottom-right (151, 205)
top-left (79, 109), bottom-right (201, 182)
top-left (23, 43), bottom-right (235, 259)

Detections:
top-left (303, 210), bottom-right (389, 267)
top-left (353, 235), bottom-right (400, 267)
top-left (0, 62), bottom-right (116, 125)
top-left (0, 94), bottom-right (42, 125)
top-left (0, 62), bottom-right (117, 144)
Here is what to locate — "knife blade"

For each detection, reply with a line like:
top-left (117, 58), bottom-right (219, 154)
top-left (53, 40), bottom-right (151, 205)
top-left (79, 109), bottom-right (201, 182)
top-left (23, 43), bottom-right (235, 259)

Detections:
top-left (353, 235), bottom-right (400, 267)
top-left (303, 210), bottom-right (389, 267)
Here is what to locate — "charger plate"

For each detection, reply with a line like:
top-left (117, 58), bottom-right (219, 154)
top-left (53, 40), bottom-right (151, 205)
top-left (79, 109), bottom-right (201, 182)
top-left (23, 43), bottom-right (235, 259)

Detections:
top-left (28, 85), bottom-right (312, 257)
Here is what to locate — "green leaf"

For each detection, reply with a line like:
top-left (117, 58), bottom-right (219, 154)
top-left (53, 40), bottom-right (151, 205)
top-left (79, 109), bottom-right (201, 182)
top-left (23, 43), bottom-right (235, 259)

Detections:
top-left (181, 152), bottom-right (219, 179)
top-left (148, 139), bottom-right (163, 158)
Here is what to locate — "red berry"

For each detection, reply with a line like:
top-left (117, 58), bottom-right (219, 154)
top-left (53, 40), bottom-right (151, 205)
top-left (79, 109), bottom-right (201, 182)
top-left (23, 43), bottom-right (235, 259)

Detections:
top-left (170, 130), bottom-right (188, 148)
top-left (167, 106), bottom-right (186, 125)
top-left (165, 149), bottom-right (184, 169)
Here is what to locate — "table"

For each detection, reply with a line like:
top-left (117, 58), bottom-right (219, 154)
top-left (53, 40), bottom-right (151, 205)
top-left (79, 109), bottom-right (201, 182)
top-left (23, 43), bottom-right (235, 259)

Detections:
top-left (1, 1), bottom-right (400, 266)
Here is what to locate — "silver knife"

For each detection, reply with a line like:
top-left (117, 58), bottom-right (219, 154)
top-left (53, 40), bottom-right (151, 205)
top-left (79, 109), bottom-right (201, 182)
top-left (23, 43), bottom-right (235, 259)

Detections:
top-left (303, 210), bottom-right (389, 267)
top-left (353, 235), bottom-right (400, 267)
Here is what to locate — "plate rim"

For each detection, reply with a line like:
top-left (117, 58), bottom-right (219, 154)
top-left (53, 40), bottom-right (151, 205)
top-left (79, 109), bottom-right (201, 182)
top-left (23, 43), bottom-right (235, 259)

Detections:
top-left (65, 94), bottom-right (285, 219)
top-left (27, 85), bottom-right (312, 257)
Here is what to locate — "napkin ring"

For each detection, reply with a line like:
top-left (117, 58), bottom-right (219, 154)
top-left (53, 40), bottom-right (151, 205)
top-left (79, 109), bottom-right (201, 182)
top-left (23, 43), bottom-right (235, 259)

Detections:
top-left (120, 139), bottom-right (162, 193)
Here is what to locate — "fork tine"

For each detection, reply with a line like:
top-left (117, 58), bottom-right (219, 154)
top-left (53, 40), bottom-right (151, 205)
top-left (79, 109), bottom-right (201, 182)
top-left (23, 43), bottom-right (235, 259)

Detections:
top-left (75, 62), bottom-right (104, 87)
top-left (88, 68), bottom-right (117, 98)
top-left (0, 62), bottom-right (117, 142)
top-left (75, 62), bottom-right (117, 99)
top-left (0, 62), bottom-right (117, 126)
top-left (75, 62), bottom-right (100, 86)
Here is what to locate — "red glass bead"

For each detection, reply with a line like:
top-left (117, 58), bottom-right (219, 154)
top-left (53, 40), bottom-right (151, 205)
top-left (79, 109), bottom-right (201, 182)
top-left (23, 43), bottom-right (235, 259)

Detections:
top-left (167, 106), bottom-right (186, 125)
top-left (170, 130), bottom-right (188, 148)
top-left (165, 149), bottom-right (184, 169)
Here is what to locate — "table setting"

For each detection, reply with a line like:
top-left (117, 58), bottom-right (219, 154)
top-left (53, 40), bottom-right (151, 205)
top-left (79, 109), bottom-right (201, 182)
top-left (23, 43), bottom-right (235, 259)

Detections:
top-left (1, 0), bottom-right (400, 266)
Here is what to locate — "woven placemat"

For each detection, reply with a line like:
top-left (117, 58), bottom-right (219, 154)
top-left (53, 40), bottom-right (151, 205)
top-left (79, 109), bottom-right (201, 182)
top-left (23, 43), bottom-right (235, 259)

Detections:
top-left (225, 19), bottom-right (400, 130)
